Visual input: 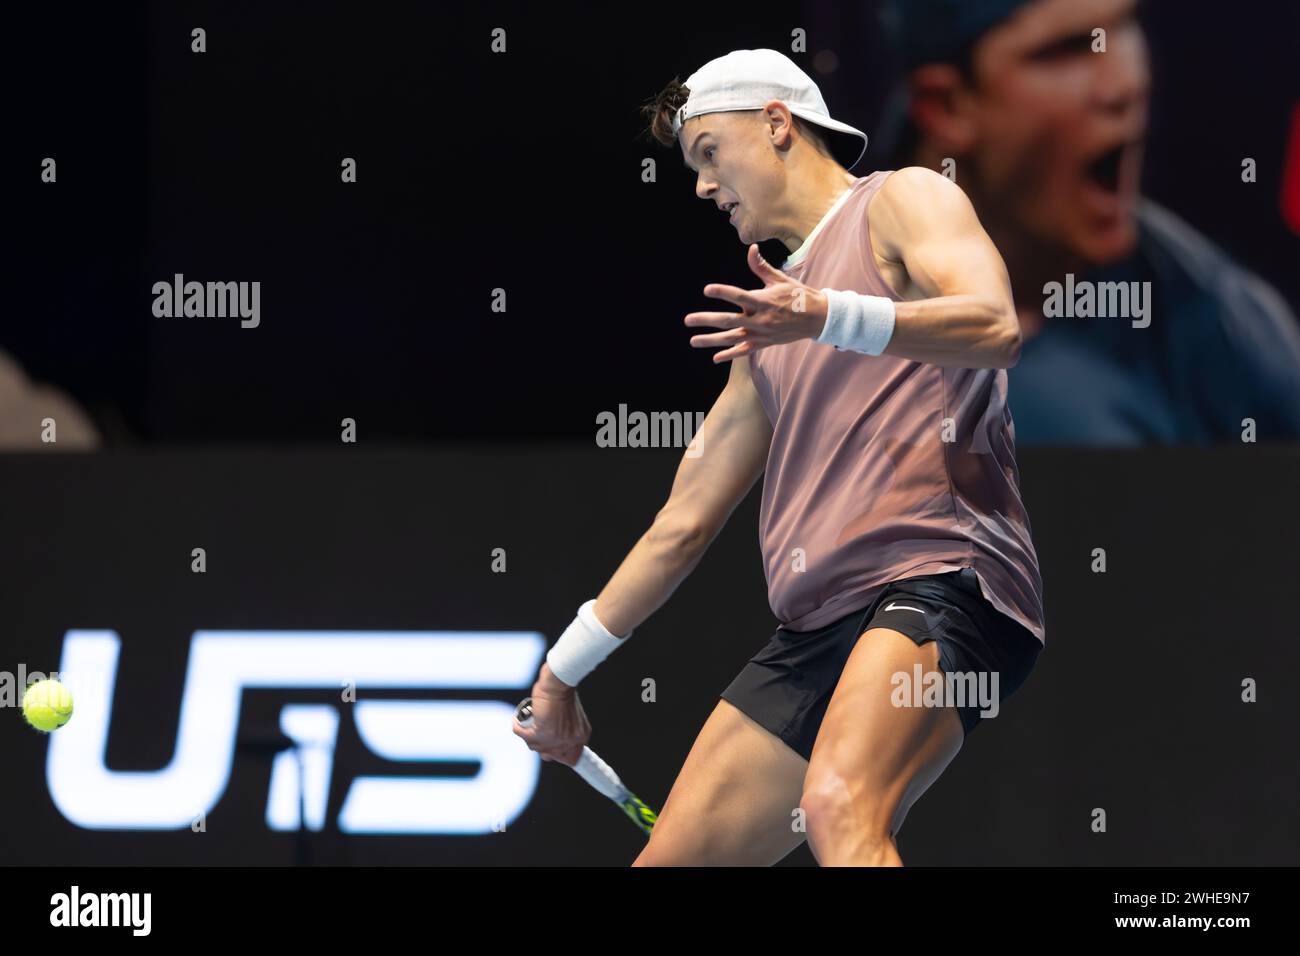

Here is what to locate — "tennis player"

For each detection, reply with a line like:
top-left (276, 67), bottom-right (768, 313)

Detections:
top-left (513, 48), bottom-right (1046, 866)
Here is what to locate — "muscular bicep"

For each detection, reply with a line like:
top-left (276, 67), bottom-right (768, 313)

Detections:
top-left (873, 167), bottom-right (1013, 306)
top-left (654, 356), bottom-right (772, 541)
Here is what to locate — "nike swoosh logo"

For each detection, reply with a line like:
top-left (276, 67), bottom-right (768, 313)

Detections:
top-left (883, 602), bottom-right (926, 615)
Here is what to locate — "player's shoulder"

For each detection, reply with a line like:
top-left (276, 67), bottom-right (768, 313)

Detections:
top-left (870, 166), bottom-right (969, 227)
top-left (867, 166), bottom-right (972, 246)
top-left (875, 165), bottom-right (963, 203)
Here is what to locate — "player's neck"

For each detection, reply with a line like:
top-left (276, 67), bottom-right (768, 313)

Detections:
top-left (776, 161), bottom-right (857, 253)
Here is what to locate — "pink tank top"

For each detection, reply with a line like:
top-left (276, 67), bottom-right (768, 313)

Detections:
top-left (751, 170), bottom-right (1046, 643)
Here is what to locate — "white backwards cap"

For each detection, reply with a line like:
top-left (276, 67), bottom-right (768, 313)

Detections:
top-left (671, 48), bottom-right (868, 170)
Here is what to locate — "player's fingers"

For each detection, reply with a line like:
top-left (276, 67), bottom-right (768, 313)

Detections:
top-left (514, 723), bottom-right (559, 752)
top-left (713, 340), bottom-right (757, 363)
top-left (689, 328), bottom-right (747, 349)
top-left (703, 283), bottom-right (761, 310)
top-left (684, 310), bottom-right (745, 329)
top-left (746, 242), bottom-right (785, 284)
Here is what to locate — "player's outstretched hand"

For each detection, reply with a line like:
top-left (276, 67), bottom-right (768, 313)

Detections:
top-left (684, 243), bottom-right (828, 362)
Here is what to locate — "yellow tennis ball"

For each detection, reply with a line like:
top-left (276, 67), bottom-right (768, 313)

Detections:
top-left (22, 679), bottom-right (74, 733)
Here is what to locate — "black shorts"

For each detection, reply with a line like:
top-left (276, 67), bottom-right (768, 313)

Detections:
top-left (719, 568), bottom-right (1042, 762)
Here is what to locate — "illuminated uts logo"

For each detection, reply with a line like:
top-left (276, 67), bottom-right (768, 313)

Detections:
top-left (48, 630), bottom-right (545, 833)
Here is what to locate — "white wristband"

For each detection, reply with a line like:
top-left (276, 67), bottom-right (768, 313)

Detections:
top-left (816, 288), bottom-right (896, 355)
top-left (545, 599), bottom-right (630, 687)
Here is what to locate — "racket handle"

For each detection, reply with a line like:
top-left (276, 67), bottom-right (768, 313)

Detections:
top-left (571, 746), bottom-right (629, 803)
top-left (515, 697), bottom-right (628, 802)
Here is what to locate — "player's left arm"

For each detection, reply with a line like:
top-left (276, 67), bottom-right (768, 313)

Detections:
top-left (869, 166), bottom-right (1022, 368)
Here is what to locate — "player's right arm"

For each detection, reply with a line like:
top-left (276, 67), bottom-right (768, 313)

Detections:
top-left (592, 354), bottom-right (772, 635)
top-left (519, 356), bottom-right (771, 763)
top-left (531, 356), bottom-right (771, 694)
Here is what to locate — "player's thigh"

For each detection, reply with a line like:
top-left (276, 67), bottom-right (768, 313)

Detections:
top-left (632, 698), bottom-right (808, 867)
top-left (804, 628), bottom-right (964, 841)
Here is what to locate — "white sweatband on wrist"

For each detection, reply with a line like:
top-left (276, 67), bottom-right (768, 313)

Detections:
top-left (545, 599), bottom-right (631, 687)
top-left (816, 288), bottom-right (896, 356)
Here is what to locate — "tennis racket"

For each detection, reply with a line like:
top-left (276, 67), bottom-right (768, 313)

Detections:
top-left (514, 696), bottom-right (657, 836)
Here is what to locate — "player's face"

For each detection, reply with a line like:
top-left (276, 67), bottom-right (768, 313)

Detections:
top-left (966, 0), bottom-right (1148, 265)
top-left (680, 113), bottom-right (783, 245)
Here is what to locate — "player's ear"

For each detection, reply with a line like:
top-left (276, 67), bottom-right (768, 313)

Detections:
top-left (761, 100), bottom-right (797, 152)
top-left (907, 64), bottom-right (978, 154)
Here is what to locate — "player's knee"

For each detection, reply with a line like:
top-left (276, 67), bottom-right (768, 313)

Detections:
top-left (799, 773), bottom-right (891, 846)
top-left (801, 785), bottom-right (899, 865)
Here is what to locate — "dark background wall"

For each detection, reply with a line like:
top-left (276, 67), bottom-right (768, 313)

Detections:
top-left (3, 1), bottom-right (1297, 867)
top-left (7, 0), bottom-right (1299, 444)
top-left (1, 447), bottom-right (1296, 865)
